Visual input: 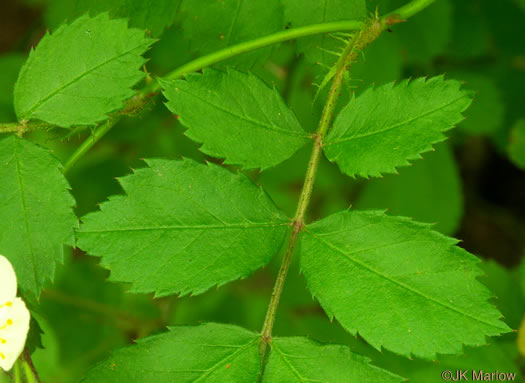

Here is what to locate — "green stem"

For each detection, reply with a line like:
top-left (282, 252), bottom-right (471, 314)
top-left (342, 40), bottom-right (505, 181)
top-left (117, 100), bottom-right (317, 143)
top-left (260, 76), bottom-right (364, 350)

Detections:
top-left (257, 0), bottom-right (436, 367)
top-left (0, 123), bottom-right (22, 134)
top-left (386, 0), bottom-right (435, 19)
top-left (157, 20), bottom-right (363, 86)
top-left (258, 17), bottom-right (384, 362)
top-left (22, 350), bottom-right (41, 383)
top-left (0, 122), bottom-right (51, 136)
top-left (22, 363), bottom-right (36, 383)
top-left (63, 117), bottom-right (120, 174)
top-left (13, 362), bottom-right (21, 383)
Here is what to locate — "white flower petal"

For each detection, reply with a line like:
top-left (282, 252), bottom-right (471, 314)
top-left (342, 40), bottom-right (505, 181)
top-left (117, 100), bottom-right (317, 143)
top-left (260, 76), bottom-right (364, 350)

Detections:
top-left (0, 298), bottom-right (30, 371)
top-left (0, 256), bottom-right (17, 304)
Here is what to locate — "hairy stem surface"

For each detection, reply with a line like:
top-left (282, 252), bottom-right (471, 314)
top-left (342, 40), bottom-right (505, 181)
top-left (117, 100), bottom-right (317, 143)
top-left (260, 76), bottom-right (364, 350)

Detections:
top-left (258, 0), bottom-right (436, 369)
top-left (152, 20), bottom-right (363, 90)
top-left (63, 117), bottom-right (120, 173)
top-left (0, 123), bottom-right (22, 134)
top-left (258, 18), bottom-right (384, 364)
top-left (0, 122), bottom-right (51, 136)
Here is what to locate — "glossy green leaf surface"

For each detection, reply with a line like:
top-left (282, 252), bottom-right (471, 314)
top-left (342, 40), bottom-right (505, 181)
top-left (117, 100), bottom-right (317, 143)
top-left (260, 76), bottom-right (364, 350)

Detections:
top-left (300, 210), bottom-right (511, 359)
top-left (82, 322), bottom-right (404, 383)
top-left (77, 158), bottom-right (289, 297)
top-left (263, 337), bottom-right (404, 383)
top-left (324, 77), bottom-right (473, 178)
top-left (82, 323), bottom-right (261, 382)
top-left (14, 13), bottom-right (155, 128)
top-left (0, 136), bottom-right (77, 298)
top-left (161, 69), bottom-right (309, 170)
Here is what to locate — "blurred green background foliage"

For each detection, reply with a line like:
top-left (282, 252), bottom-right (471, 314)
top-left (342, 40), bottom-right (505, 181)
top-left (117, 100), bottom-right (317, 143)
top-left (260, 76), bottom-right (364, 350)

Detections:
top-left (0, 0), bottom-right (524, 381)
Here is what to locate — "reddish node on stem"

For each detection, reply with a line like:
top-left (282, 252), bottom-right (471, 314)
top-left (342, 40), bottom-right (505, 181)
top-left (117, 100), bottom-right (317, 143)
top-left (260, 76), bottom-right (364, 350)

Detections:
top-left (385, 14), bottom-right (406, 26)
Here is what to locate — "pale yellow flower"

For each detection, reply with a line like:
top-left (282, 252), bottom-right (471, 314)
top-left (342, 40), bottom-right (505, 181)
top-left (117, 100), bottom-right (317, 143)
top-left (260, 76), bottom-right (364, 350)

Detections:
top-left (0, 255), bottom-right (30, 371)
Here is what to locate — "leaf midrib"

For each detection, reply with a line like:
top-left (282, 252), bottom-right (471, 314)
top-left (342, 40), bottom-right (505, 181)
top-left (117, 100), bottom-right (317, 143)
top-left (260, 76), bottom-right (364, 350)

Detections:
top-left (192, 337), bottom-right (259, 382)
top-left (304, 229), bottom-right (506, 331)
top-left (80, 222), bottom-right (289, 233)
top-left (174, 87), bottom-right (310, 138)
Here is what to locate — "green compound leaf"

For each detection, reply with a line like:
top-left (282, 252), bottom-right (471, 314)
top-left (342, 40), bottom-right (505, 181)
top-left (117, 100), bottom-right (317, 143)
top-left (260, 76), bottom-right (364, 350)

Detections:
top-left (263, 337), bottom-right (404, 383)
top-left (82, 323), bottom-right (261, 382)
top-left (283, 0), bottom-right (367, 68)
top-left (77, 158), bottom-right (289, 297)
top-left (300, 210), bottom-right (511, 359)
top-left (161, 69), bottom-right (309, 170)
top-left (0, 136), bottom-right (77, 298)
top-left (82, 323), bottom-right (403, 383)
top-left (323, 76), bottom-right (473, 178)
top-left (14, 13), bottom-right (155, 128)
top-left (180, 0), bottom-right (283, 67)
